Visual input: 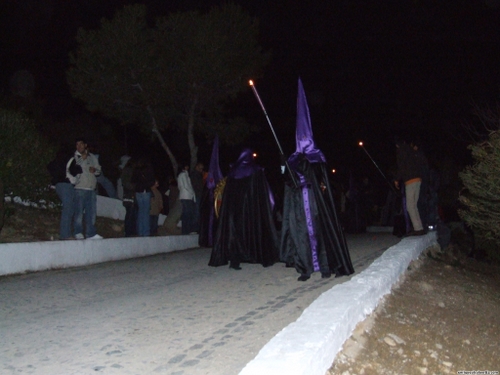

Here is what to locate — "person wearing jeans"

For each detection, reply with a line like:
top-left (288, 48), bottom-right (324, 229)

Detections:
top-left (178, 164), bottom-right (197, 234)
top-left (67, 137), bottom-right (102, 240)
top-left (135, 190), bottom-right (152, 236)
top-left (55, 182), bottom-right (75, 239)
top-left (74, 189), bottom-right (98, 238)
top-left (394, 138), bottom-right (425, 236)
top-left (47, 145), bottom-right (80, 240)
top-left (131, 158), bottom-right (155, 237)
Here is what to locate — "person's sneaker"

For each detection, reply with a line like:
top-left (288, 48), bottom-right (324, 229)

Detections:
top-left (75, 233), bottom-right (85, 240)
top-left (87, 234), bottom-right (103, 240)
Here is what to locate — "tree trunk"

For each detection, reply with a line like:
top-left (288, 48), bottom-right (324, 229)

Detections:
top-left (147, 106), bottom-right (179, 178)
top-left (0, 177), bottom-right (4, 234)
top-left (187, 99), bottom-right (199, 172)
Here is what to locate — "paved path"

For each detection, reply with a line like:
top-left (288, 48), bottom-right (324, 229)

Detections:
top-left (0, 233), bottom-right (400, 375)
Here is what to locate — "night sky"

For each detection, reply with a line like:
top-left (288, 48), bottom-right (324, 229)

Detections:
top-left (2, 0), bottom-right (500, 183)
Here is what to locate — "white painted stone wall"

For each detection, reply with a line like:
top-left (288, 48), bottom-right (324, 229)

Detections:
top-left (239, 232), bottom-right (437, 375)
top-left (0, 235), bottom-right (199, 277)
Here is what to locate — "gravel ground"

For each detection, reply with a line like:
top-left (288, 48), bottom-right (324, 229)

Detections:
top-left (329, 246), bottom-right (500, 375)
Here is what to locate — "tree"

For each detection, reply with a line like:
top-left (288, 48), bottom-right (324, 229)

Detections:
top-left (67, 3), bottom-right (269, 175)
top-left (459, 129), bottom-right (500, 261)
top-left (155, 3), bottom-right (270, 170)
top-left (67, 4), bottom-right (180, 175)
top-left (0, 109), bottom-right (54, 203)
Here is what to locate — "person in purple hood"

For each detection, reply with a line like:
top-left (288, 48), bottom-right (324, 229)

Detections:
top-left (209, 148), bottom-right (279, 270)
top-left (280, 79), bottom-right (354, 281)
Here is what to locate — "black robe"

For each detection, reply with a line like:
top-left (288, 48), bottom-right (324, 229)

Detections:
top-left (198, 185), bottom-right (217, 247)
top-left (280, 155), bottom-right (354, 279)
top-left (209, 169), bottom-right (279, 268)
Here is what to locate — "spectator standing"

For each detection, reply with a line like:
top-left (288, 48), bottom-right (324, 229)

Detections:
top-left (190, 162), bottom-right (204, 230)
top-left (120, 157), bottom-right (136, 237)
top-left (163, 175), bottom-right (182, 235)
top-left (47, 144), bottom-right (80, 240)
top-left (178, 164), bottom-right (197, 234)
top-left (132, 158), bottom-right (155, 236)
top-left (394, 138), bottom-right (425, 236)
top-left (427, 166), bottom-right (440, 230)
top-left (411, 138), bottom-right (430, 231)
top-left (149, 179), bottom-right (163, 235)
top-left (67, 138), bottom-right (102, 240)
top-left (116, 155), bottom-right (131, 200)
top-left (88, 144), bottom-right (117, 199)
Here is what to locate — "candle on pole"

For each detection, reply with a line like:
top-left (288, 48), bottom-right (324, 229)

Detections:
top-left (248, 79), bottom-right (297, 187)
top-left (358, 141), bottom-right (397, 193)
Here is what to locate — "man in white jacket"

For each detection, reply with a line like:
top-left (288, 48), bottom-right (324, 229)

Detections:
top-left (177, 164), bottom-right (197, 235)
top-left (67, 138), bottom-right (102, 240)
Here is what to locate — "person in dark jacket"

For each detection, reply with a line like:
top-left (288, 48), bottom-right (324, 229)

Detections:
top-left (190, 162), bottom-right (205, 231)
top-left (394, 138), bottom-right (426, 236)
top-left (47, 144), bottom-right (81, 240)
top-left (131, 158), bottom-right (155, 236)
top-left (120, 157), bottom-right (136, 237)
top-left (411, 138), bottom-right (430, 231)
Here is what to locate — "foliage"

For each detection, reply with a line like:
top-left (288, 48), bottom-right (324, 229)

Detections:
top-left (458, 130), bottom-right (500, 261)
top-left (67, 3), bottom-right (269, 174)
top-left (67, 4), bottom-right (164, 125)
top-left (154, 3), bottom-right (269, 138)
top-left (0, 109), bottom-right (54, 202)
top-left (0, 178), bottom-right (4, 233)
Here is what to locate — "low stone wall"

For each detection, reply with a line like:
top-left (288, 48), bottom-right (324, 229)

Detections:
top-left (239, 232), bottom-right (438, 375)
top-left (0, 235), bottom-right (199, 277)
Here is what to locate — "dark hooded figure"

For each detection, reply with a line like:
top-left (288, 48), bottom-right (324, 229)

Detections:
top-left (209, 148), bottom-right (279, 270)
top-left (199, 135), bottom-right (223, 247)
top-left (280, 78), bottom-right (354, 281)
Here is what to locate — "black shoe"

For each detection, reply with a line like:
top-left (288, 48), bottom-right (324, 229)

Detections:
top-left (229, 262), bottom-right (242, 270)
top-left (321, 271), bottom-right (332, 279)
top-left (297, 275), bottom-right (310, 282)
top-left (404, 230), bottom-right (415, 237)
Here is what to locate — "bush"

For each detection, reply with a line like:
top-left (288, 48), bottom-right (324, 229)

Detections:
top-left (0, 109), bottom-right (54, 203)
top-left (458, 130), bottom-right (500, 262)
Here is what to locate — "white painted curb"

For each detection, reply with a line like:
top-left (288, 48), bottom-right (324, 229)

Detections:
top-left (0, 235), bottom-right (199, 277)
top-left (239, 231), bottom-right (438, 375)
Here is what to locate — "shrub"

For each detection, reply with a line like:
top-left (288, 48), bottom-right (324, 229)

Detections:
top-left (0, 109), bottom-right (54, 203)
top-left (458, 130), bottom-right (500, 262)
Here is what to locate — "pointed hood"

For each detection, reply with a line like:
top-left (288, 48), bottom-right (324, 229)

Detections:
top-left (228, 147), bottom-right (262, 179)
top-left (206, 135), bottom-right (223, 190)
top-left (290, 78), bottom-right (326, 165)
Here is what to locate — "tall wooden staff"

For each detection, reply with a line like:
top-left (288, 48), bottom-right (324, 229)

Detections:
top-left (358, 141), bottom-right (399, 194)
top-left (249, 80), bottom-right (298, 188)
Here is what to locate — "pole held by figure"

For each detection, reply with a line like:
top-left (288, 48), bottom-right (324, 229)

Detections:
top-left (358, 141), bottom-right (399, 194)
top-left (249, 80), bottom-right (298, 187)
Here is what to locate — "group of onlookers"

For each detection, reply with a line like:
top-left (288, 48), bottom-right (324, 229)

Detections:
top-left (48, 138), bottom-right (208, 239)
top-left (118, 156), bottom-right (163, 237)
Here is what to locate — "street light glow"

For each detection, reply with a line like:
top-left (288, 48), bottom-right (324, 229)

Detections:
top-left (249, 80), bottom-right (254, 86)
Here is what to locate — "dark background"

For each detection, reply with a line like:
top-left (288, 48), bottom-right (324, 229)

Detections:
top-left (1, 0), bottom-right (500, 194)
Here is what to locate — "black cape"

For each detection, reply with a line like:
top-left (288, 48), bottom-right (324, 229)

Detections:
top-left (209, 169), bottom-right (279, 268)
top-left (280, 155), bottom-right (354, 279)
top-left (198, 185), bottom-right (217, 247)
